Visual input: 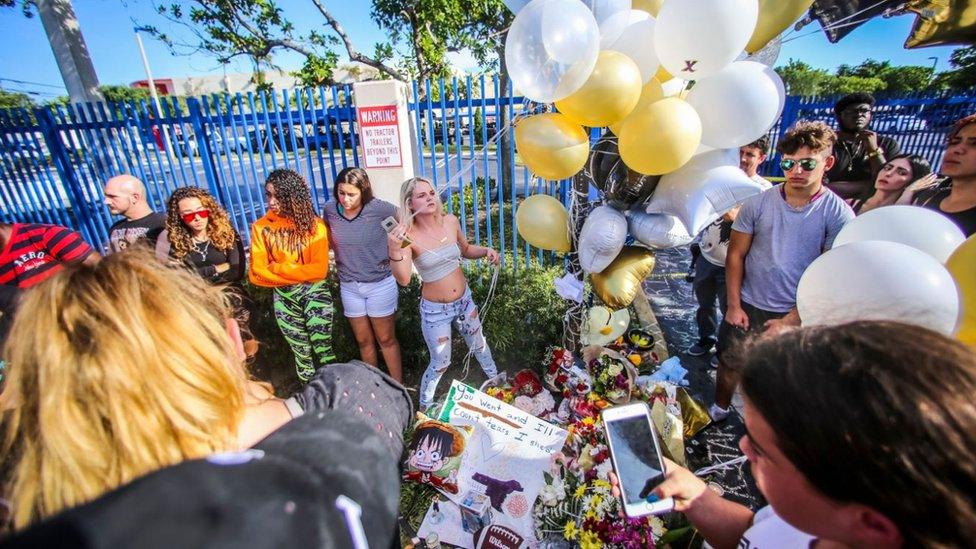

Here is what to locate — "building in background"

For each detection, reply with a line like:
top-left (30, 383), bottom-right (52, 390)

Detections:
top-left (131, 63), bottom-right (381, 96)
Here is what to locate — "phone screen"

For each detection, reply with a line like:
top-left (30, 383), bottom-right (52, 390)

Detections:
top-left (606, 415), bottom-right (665, 506)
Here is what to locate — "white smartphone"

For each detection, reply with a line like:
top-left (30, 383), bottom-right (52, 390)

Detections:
top-left (381, 216), bottom-right (398, 233)
top-left (601, 402), bottom-right (675, 517)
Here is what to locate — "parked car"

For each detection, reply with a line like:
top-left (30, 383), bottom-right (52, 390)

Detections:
top-left (872, 114), bottom-right (928, 133)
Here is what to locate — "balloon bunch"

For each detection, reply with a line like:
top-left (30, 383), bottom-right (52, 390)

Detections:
top-left (797, 206), bottom-right (967, 338)
top-left (512, 0), bottom-right (792, 308)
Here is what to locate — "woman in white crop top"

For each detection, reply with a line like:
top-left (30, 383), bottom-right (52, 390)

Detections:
top-left (387, 177), bottom-right (500, 410)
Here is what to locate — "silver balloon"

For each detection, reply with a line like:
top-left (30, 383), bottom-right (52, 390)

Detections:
top-left (746, 36), bottom-right (782, 67)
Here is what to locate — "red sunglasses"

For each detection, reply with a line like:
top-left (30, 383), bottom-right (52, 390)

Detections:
top-left (181, 209), bottom-right (210, 223)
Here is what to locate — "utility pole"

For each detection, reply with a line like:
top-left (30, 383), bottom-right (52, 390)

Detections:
top-left (35, 0), bottom-right (103, 104)
top-left (134, 27), bottom-right (175, 157)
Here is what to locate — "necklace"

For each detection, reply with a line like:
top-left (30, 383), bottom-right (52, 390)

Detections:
top-left (191, 238), bottom-right (210, 261)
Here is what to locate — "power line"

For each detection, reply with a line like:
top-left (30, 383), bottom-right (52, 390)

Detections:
top-left (0, 77), bottom-right (66, 90)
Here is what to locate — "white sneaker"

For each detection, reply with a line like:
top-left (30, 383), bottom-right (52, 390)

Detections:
top-left (709, 404), bottom-right (730, 422)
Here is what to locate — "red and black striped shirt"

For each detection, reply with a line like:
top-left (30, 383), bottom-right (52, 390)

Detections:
top-left (0, 223), bottom-right (95, 288)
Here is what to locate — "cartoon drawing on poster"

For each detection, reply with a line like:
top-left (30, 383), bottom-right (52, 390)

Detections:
top-left (418, 381), bottom-right (567, 547)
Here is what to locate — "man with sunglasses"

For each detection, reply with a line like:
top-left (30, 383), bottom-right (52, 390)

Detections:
top-left (103, 174), bottom-right (167, 253)
top-left (824, 93), bottom-right (901, 201)
top-left (711, 121), bottom-right (854, 422)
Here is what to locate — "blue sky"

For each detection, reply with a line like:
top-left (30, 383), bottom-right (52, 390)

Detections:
top-left (0, 0), bottom-right (962, 99)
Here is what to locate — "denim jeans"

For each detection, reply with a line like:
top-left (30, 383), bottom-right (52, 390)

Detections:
top-left (418, 287), bottom-right (498, 408)
top-left (693, 258), bottom-right (727, 347)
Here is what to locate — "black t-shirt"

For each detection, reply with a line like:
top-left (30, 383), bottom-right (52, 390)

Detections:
top-left (170, 233), bottom-right (246, 285)
top-left (914, 184), bottom-right (976, 237)
top-left (108, 212), bottom-right (166, 253)
top-left (825, 134), bottom-right (900, 185)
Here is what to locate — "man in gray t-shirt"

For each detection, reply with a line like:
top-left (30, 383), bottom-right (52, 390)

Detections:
top-left (712, 121), bottom-right (854, 421)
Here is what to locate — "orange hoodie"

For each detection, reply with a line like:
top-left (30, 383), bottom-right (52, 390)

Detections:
top-left (249, 212), bottom-right (329, 287)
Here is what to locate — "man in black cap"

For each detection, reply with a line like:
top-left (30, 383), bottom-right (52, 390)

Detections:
top-left (824, 92), bottom-right (901, 201)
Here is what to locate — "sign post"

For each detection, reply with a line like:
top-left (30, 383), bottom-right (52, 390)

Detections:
top-left (352, 81), bottom-right (416, 206)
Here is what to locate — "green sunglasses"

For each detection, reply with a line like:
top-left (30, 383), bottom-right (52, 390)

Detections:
top-left (780, 158), bottom-right (819, 172)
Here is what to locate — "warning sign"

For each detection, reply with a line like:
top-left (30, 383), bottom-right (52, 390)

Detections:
top-left (358, 105), bottom-right (403, 168)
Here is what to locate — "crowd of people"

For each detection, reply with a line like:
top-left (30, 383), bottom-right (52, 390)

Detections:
top-left (0, 103), bottom-right (973, 546)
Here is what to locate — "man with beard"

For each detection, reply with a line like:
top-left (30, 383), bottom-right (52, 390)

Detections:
top-left (824, 93), bottom-right (901, 201)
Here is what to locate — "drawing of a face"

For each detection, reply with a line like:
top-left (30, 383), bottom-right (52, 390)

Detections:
top-left (408, 431), bottom-right (450, 472)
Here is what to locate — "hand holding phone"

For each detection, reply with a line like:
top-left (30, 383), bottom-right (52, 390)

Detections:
top-left (602, 402), bottom-right (675, 517)
top-left (381, 216), bottom-right (411, 249)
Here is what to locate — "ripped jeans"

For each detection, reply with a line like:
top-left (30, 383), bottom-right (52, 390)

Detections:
top-left (419, 287), bottom-right (498, 408)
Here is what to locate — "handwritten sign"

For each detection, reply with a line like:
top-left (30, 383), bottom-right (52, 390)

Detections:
top-left (419, 381), bottom-right (567, 547)
top-left (357, 105), bottom-right (402, 168)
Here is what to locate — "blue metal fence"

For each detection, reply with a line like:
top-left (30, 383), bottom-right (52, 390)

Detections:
top-left (0, 86), bottom-right (360, 248)
top-left (1, 81), bottom-right (974, 268)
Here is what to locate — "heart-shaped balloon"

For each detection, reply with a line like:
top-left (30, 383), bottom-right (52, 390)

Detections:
top-left (591, 246), bottom-right (656, 309)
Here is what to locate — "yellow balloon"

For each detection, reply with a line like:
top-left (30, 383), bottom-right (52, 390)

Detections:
top-left (946, 234), bottom-right (976, 347)
top-left (905, 0), bottom-right (976, 48)
top-left (618, 97), bottom-right (702, 175)
top-left (516, 194), bottom-right (572, 253)
top-left (632, 0), bottom-right (664, 16)
top-left (514, 113), bottom-right (589, 180)
top-left (591, 246), bottom-right (656, 309)
top-left (609, 79), bottom-right (664, 135)
top-left (555, 51), bottom-right (643, 128)
top-left (746, 0), bottom-right (814, 53)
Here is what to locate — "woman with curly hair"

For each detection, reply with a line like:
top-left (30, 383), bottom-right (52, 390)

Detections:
top-left (249, 169), bottom-right (334, 382)
top-left (156, 187), bottom-right (256, 355)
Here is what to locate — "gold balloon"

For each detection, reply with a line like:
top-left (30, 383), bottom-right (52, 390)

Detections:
top-left (746, 0), bottom-right (815, 53)
top-left (654, 65), bottom-right (672, 83)
top-left (514, 113), bottom-right (589, 181)
top-left (591, 246), bottom-right (656, 309)
top-left (516, 194), bottom-right (572, 252)
top-left (555, 51), bottom-right (643, 128)
top-left (609, 78), bottom-right (664, 135)
top-left (905, 0), bottom-right (976, 48)
top-left (632, 0), bottom-right (664, 16)
top-left (946, 234), bottom-right (976, 347)
top-left (618, 97), bottom-right (702, 176)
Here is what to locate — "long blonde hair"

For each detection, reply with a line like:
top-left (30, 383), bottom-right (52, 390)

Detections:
top-left (399, 176), bottom-right (444, 232)
top-left (0, 250), bottom-right (248, 528)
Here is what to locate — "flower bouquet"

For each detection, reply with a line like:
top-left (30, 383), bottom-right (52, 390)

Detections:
top-left (583, 346), bottom-right (636, 405)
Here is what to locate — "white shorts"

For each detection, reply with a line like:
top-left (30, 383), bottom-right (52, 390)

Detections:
top-left (340, 275), bottom-right (399, 318)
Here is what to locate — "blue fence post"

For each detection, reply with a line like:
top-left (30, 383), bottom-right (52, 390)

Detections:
top-left (186, 97), bottom-right (222, 199)
top-left (34, 107), bottom-right (103, 246)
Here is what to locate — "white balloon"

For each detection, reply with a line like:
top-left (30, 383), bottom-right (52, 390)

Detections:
top-left (599, 10), bottom-right (660, 82)
top-left (503, 0), bottom-right (531, 14)
top-left (627, 210), bottom-right (694, 249)
top-left (797, 240), bottom-right (960, 335)
top-left (506, 0), bottom-right (600, 102)
top-left (685, 61), bottom-right (785, 149)
top-left (583, 0), bottom-right (631, 28)
top-left (646, 150), bottom-right (763, 234)
top-left (833, 205), bottom-right (966, 264)
top-left (579, 205), bottom-right (628, 273)
top-left (654, 0), bottom-right (759, 80)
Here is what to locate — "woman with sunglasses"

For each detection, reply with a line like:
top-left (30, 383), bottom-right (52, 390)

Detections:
top-left (249, 169), bottom-right (334, 383)
top-left (847, 154), bottom-right (936, 215)
top-left (157, 187), bottom-right (256, 354)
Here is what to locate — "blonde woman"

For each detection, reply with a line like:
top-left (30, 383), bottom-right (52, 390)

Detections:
top-left (0, 250), bottom-right (411, 529)
top-left (387, 177), bottom-right (499, 410)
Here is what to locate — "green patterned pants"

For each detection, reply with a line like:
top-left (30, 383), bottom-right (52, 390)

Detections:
top-left (273, 280), bottom-right (336, 382)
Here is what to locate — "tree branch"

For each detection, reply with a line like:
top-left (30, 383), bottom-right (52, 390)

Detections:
top-left (311, 0), bottom-right (407, 81)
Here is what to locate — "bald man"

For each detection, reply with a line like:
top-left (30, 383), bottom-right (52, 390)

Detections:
top-left (103, 174), bottom-right (167, 253)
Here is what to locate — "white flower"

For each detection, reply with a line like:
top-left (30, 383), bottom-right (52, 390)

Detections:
top-left (608, 361), bottom-right (623, 376)
top-left (594, 460), bottom-right (613, 481)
